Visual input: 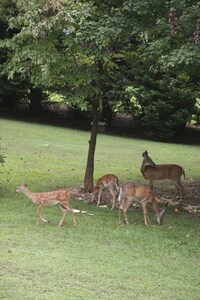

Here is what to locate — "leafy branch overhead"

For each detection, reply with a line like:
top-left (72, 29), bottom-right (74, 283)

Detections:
top-left (0, 0), bottom-right (199, 140)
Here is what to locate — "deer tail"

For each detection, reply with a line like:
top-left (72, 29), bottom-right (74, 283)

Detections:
top-left (118, 187), bottom-right (125, 210)
top-left (118, 187), bottom-right (122, 202)
top-left (181, 168), bottom-right (186, 180)
top-left (115, 178), bottom-right (119, 191)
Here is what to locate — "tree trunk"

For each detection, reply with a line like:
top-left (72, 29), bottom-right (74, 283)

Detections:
top-left (29, 88), bottom-right (43, 115)
top-left (84, 101), bottom-right (99, 192)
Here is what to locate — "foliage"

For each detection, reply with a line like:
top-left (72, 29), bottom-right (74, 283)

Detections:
top-left (192, 98), bottom-right (200, 125)
top-left (117, 1), bottom-right (200, 139)
top-left (0, 138), bottom-right (6, 165)
top-left (0, 1), bottom-right (122, 106)
top-left (0, 0), bottom-right (199, 139)
top-left (0, 0), bottom-right (28, 108)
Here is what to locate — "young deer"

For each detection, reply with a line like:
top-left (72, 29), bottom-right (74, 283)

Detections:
top-left (140, 150), bottom-right (185, 202)
top-left (16, 183), bottom-right (76, 227)
top-left (92, 174), bottom-right (119, 209)
top-left (118, 182), bottom-right (165, 226)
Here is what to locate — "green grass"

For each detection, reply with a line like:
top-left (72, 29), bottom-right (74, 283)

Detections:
top-left (1, 118), bottom-right (200, 300)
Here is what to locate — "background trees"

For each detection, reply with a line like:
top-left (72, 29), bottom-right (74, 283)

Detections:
top-left (114, 0), bottom-right (200, 139)
top-left (0, 0), bottom-right (199, 189)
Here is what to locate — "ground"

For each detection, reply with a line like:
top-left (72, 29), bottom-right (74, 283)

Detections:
top-left (1, 105), bottom-right (200, 215)
top-left (71, 179), bottom-right (200, 215)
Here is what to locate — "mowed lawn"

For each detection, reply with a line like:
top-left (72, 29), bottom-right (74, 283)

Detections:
top-left (0, 118), bottom-right (200, 300)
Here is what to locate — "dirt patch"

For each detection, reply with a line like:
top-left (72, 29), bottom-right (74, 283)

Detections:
top-left (70, 179), bottom-right (200, 214)
top-left (154, 179), bottom-right (200, 205)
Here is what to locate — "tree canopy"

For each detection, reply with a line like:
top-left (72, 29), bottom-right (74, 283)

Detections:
top-left (0, 0), bottom-right (199, 189)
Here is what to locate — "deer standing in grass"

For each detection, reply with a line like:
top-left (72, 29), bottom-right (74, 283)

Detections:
top-left (140, 151), bottom-right (185, 202)
top-left (118, 182), bottom-right (165, 226)
top-left (16, 183), bottom-right (76, 227)
top-left (92, 174), bottom-right (119, 209)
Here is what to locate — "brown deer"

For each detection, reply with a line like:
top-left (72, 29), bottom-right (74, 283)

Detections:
top-left (92, 174), bottom-right (119, 209)
top-left (140, 151), bottom-right (185, 202)
top-left (118, 182), bottom-right (165, 226)
top-left (16, 183), bottom-right (76, 227)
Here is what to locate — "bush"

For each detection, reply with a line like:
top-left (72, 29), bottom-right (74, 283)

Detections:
top-left (141, 101), bottom-right (190, 140)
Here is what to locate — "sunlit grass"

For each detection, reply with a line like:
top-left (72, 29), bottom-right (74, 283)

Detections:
top-left (0, 118), bottom-right (200, 300)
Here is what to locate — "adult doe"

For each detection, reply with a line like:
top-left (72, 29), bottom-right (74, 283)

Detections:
top-left (140, 150), bottom-right (185, 201)
top-left (118, 182), bottom-right (165, 226)
top-left (16, 183), bottom-right (76, 227)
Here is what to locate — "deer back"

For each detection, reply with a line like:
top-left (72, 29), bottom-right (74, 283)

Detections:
top-left (31, 189), bottom-right (71, 205)
top-left (97, 174), bottom-right (118, 185)
top-left (142, 164), bottom-right (184, 181)
top-left (94, 174), bottom-right (119, 190)
top-left (119, 182), bottom-right (154, 205)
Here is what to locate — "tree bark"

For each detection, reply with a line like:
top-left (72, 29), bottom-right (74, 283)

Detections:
top-left (84, 101), bottom-right (99, 192)
top-left (29, 88), bottom-right (43, 115)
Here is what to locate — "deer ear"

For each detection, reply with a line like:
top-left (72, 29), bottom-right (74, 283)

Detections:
top-left (142, 150), bottom-right (148, 157)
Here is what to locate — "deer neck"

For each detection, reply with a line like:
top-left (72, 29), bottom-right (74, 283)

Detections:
top-left (140, 161), bottom-right (146, 173)
top-left (23, 188), bottom-right (34, 201)
top-left (151, 199), bottom-right (160, 216)
top-left (152, 199), bottom-right (165, 224)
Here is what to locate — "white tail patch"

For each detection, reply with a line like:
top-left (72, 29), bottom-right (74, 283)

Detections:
top-left (118, 187), bottom-right (122, 202)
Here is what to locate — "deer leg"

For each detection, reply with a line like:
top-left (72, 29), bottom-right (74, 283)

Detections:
top-left (69, 208), bottom-right (76, 226)
top-left (119, 205), bottom-right (129, 224)
top-left (173, 181), bottom-right (184, 202)
top-left (177, 181), bottom-right (184, 202)
top-left (58, 206), bottom-right (67, 227)
top-left (151, 198), bottom-right (164, 224)
top-left (149, 179), bottom-right (154, 190)
top-left (123, 210), bottom-right (129, 225)
top-left (97, 186), bottom-right (103, 206)
top-left (146, 213), bottom-right (151, 225)
top-left (109, 187), bottom-right (116, 209)
top-left (141, 201), bottom-right (150, 226)
top-left (119, 208), bottom-right (122, 225)
top-left (122, 197), bottom-right (133, 224)
top-left (36, 205), bottom-right (48, 225)
top-left (59, 205), bottom-right (76, 227)
top-left (36, 206), bottom-right (41, 225)
top-left (158, 208), bottom-right (165, 225)
top-left (66, 205), bottom-right (76, 226)
top-left (173, 188), bottom-right (179, 202)
top-left (172, 181), bottom-right (179, 201)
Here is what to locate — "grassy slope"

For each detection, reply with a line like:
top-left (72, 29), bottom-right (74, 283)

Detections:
top-left (0, 119), bottom-right (200, 300)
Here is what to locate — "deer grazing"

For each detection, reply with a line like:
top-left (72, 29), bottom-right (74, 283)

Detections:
top-left (140, 151), bottom-right (185, 202)
top-left (92, 174), bottom-right (119, 209)
top-left (118, 182), bottom-right (165, 226)
top-left (16, 183), bottom-right (76, 227)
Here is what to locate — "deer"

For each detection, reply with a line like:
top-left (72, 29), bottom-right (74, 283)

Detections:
top-left (16, 183), bottom-right (76, 227)
top-left (140, 150), bottom-right (185, 202)
top-left (118, 182), bottom-right (165, 226)
top-left (92, 174), bottom-right (119, 209)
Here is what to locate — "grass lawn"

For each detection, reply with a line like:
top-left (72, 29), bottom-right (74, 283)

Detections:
top-left (0, 118), bottom-right (200, 300)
